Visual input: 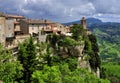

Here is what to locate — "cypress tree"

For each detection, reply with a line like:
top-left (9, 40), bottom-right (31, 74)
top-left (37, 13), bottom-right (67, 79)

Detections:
top-left (18, 37), bottom-right (37, 82)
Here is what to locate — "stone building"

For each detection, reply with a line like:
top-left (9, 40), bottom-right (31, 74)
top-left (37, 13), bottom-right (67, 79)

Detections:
top-left (0, 12), bottom-right (27, 48)
top-left (0, 12), bottom-right (6, 46)
top-left (4, 14), bottom-right (25, 37)
top-left (4, 14), bottom-right (25, 48)
top-left (19, 19), bottom-right (65, 35)
top-left (0, 12), bottom-right (70, 48)
top-left (19, 19), bottom-right (55, 42)
top-left (51, 22), bottom-right (70, 34)
top-left (19, 19), bottom-right (50, 35)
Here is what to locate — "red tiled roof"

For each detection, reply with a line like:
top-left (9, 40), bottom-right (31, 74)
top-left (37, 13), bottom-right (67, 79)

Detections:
top-left (21, 19), bottom-right (53, 24)
top-left (5, 14), bottom-right (25, 19)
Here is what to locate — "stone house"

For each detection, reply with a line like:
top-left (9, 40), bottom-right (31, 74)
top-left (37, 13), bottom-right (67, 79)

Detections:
top-left (5, 14), bottom-right (25, 36)
top-left (52, 22), bottom-right (70, 34)
top-left (0, 12), bottom-right (27, 48)
top-left (19, 19), bottom-right (55, 35)
top-left (0, 13), bottom-right (15, 47)
top-left (4, 14), bottom-right (25, 48)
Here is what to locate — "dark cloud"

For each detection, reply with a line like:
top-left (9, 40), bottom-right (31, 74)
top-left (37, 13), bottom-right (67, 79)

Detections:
top-left (0, 0), bottom-right (120, 22)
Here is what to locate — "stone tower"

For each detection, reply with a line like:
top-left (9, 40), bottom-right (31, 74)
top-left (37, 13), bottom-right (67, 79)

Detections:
top-left (81, 17), bottom-right (87, 29)
top-left (81, 17), bottom-right (91, 35)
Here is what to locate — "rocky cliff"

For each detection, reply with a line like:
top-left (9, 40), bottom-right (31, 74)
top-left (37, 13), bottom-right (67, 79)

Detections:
top-left (47, 32), bottom-right (100, 78)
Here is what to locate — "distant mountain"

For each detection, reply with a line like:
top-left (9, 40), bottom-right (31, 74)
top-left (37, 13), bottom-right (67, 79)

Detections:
top-left (63, 20), bottom-right (80, 26)
top-left (87, 18), bottom-right (102, 24)
top-left (63, 18), bottom-right (102, 26)
top-left (63, 18), bottom-right (120, 30)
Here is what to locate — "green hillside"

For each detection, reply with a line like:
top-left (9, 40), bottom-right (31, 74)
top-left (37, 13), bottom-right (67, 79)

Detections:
top-left (90, 20), bottom-right (120, 83)
top-left (92, 26), bottom-right (120, 62)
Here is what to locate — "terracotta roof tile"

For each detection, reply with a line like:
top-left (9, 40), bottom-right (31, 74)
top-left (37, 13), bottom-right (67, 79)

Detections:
top-left (5, 14), bottom-right (25, 19)
top-left (21, 19), bottom-right (53, 24)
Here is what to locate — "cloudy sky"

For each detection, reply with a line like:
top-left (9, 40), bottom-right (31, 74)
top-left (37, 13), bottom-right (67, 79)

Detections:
top-left (0, 0), bottom-right (120, 23)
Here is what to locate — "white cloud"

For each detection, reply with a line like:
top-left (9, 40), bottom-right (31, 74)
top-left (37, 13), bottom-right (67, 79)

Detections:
top-left (0, 0), bottom-right (120, 22)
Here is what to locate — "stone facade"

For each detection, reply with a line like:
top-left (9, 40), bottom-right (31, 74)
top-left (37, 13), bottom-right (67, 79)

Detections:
top-left (38, 30), bottom-right (47, 42)
top-left (5, 18), bottom-right (14, 38)
top-left (20, 19), bottom-right (45, 35)
top-left (5, 14), bottom-right (25, 36)
top-left (0, 15), bottom-right (6, 46)
top-left (0, 12), bottom-right (28, 49)
top-left (52, 22), bottom-right (70, 34)
top-left (4, 14), bottom-right (25, 48)
top-left (14, 22), bottom-right (21, 35)
top-left (19, 19), bottom-right (29, 35)
top-left (19, 19), bottom-right (69, 36)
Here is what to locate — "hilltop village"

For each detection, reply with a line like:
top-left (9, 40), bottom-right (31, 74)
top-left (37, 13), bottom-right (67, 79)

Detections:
top-left (0, 11), bottom-right (109, 83)
top-left (0, 12), bottom-right (90, 50)
top-left (0, 12), bottom-right (67, 49)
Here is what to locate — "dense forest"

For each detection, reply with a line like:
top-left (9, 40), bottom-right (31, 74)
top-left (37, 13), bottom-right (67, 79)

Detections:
top-left (0, 24), bottom-right (110, 83)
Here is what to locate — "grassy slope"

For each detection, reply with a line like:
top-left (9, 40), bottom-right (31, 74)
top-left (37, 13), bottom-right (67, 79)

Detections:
top-left (93, 28), bottom-right (120, 62)
top-left (93, 28), bottom-right (120, 83)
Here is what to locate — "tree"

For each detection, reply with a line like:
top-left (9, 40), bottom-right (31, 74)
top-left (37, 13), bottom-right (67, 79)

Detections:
top-left (0, 44), bottom-right (23, 83)
top-left (84, 38), bottom-right (92, 54)
top-left (88, 34), bottom-right (99, 52)
top-left (102, 63), bottom-right (120, 83)
top-left (64, 56), bottom-right (78, 71)
top-left (32, 65), bottom-right (62, 83)
top-left (70, 24), bottom-right (85, 40)
top-left (58, 37), bottom-right (78, 47)
top-left (43, 45), bottom-right (53, 66)
top-left (83, 34), bottom-right (101, 71)
top-left (47, 34), bottom-right (60, 49)
top-left (18, 37), bottom-right (37, 82)
top-left (88, 34), bottom-right (101, 70)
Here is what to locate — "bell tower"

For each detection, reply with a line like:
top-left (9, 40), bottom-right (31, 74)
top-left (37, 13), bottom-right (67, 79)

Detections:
top-left (81, 17), bottom-right (87, 29)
